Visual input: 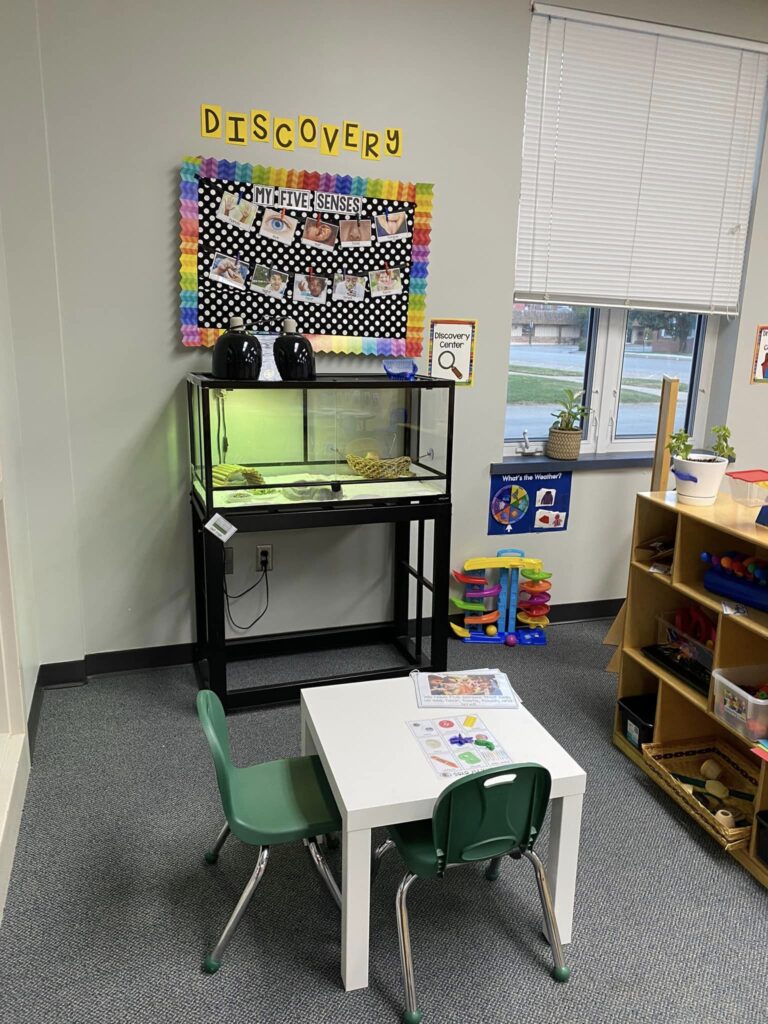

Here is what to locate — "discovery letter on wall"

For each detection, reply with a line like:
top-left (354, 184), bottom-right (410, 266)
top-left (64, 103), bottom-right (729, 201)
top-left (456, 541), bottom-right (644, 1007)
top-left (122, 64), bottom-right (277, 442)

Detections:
top-left (487, 471), bottom-right (572, 535)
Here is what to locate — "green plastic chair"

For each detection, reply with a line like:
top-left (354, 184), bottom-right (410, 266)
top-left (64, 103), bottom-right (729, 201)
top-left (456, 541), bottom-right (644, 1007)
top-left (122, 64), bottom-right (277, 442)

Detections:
top-left (373, 763), bottom-right (570, 1023)
top-left (196, 689), bottom-right (342, 973)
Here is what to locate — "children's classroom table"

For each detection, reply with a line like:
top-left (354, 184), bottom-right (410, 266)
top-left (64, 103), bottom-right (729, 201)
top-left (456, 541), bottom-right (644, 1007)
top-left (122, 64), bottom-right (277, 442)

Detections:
top-left (300, 674), bottom-right (587, 991)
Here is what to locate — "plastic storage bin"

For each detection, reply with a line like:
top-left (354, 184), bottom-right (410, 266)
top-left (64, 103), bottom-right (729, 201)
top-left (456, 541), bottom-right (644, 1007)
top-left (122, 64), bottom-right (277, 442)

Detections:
top-left (712, 665), bottom-right (768, 741)
top-left (641, 613), bottom-right (715, 696)
top-left (726, 469), bottom-right (768, 508)
top-left (617, 693), bottom-right (657, 750)
top-left (757, 811), bottom-right (768, 866)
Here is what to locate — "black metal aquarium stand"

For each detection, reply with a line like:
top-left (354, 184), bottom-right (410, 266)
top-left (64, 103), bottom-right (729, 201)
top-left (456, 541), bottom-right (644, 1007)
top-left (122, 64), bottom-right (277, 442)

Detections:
top-left (190, 496), bottom-right (452, 710)
top-left (187, 373), bottom-right (454, 712)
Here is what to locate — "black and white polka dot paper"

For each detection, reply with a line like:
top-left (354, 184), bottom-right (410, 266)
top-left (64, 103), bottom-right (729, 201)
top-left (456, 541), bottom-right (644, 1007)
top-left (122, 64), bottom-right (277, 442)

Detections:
top-left (196, 177), bottom-right (414, 337)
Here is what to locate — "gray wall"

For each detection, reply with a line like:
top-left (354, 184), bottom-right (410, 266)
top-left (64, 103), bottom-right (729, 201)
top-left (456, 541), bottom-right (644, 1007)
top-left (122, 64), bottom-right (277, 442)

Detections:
top-left (1, 0), bottom-right (767, 710)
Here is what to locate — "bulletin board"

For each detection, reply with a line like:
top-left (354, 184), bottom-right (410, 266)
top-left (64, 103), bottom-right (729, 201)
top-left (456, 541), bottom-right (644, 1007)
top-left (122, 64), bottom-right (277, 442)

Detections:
top-left (487, 471), bottom-right (572, 535)
top-left (179, 157), bottom-right (433, 356)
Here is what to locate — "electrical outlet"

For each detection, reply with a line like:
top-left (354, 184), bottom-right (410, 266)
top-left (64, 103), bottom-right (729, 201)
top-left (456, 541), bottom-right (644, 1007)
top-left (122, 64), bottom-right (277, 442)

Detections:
top-left (257, 544), bottom-right (273, 571)
top-left (224, 546), bottom-right (234, 575)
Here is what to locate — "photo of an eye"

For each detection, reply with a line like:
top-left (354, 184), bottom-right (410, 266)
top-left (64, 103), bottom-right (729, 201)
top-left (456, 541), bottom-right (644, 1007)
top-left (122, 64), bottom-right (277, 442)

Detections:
top-left (258, 209), bottom-right (299, 246)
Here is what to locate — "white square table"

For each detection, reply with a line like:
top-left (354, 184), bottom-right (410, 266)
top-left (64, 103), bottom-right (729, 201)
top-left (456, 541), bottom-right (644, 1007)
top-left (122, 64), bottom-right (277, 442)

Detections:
top-left (301, 674), bottom-right (587, 991)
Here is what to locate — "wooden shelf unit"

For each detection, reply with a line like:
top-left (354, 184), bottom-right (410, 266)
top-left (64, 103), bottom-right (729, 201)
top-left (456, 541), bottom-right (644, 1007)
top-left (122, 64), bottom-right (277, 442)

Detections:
top-left (615, 490), bottom-right (768, 888)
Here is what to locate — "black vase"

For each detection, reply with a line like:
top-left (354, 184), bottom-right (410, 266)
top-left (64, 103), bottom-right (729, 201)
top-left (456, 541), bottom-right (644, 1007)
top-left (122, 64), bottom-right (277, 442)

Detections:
top-left (212, 317), bottom-right (262, 380)
top-left (274, 318), bottom-right (316, 381)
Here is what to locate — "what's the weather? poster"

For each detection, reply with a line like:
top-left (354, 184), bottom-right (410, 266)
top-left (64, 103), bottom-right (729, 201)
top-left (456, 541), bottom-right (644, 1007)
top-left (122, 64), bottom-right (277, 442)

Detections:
top-left (487, 472), bottom-right (572, 535)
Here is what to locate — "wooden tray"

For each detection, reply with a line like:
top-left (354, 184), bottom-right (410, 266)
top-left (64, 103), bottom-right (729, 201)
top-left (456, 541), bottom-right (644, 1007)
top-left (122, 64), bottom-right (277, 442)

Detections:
top-left (642, 736), bottom-right (758, 851)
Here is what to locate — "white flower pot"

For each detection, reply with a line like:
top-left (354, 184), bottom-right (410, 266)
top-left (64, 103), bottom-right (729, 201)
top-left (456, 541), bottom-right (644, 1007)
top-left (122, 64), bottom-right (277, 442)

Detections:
top-left (671, 454), bottom-right (728, 506)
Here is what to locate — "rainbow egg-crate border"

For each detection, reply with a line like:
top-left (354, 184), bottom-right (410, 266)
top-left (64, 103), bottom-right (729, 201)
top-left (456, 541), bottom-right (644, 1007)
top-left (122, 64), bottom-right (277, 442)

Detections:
top-left (179, 156), bottom-right (432, 356)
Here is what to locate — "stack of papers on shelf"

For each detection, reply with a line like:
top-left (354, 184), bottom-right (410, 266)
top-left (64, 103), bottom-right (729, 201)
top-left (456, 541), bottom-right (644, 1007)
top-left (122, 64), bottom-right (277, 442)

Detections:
top-left (411, 668), bottom-right (521, 709)
top-left (751, 740), bottom-right (768, 763)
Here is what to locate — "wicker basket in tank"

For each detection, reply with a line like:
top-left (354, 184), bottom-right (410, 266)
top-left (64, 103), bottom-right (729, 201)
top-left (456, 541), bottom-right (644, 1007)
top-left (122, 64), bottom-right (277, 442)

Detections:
top-left (345, 453), bottom-right (413, 479)
top-left (545, 428), bottom-right (582, 460)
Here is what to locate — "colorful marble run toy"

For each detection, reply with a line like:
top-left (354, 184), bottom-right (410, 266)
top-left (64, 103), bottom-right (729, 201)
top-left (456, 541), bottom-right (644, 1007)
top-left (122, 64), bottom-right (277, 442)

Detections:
top-left (449, 548), bottom-right (553, 645)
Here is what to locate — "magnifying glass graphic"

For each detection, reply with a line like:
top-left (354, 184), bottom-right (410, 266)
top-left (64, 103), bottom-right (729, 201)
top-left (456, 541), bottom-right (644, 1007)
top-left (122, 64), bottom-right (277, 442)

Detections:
top-left (438, 350), bottom-right (463, 379)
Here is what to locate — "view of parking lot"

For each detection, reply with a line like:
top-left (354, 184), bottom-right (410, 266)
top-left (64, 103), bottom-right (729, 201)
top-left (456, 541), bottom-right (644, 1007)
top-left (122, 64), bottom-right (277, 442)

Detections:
top-left (506, 304), bottom-right (696, 440)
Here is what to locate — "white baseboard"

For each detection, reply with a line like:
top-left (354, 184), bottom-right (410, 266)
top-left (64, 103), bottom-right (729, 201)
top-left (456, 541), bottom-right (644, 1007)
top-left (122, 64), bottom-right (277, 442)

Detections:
top-left (0, 732), bottom-right (29, 924)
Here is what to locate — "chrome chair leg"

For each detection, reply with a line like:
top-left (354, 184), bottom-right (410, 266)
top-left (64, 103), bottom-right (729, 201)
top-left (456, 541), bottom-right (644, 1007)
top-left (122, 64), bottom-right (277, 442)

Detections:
top-left (203, 845), bottom-right (270, 974)
top-left (372, 838), bottom-right (396, 883)
top-left (523, 850), bottom-right (571, 982)
top-left (485, 856), bottom-right (503, 881)
top-left (305, 836), bottom-right (341, 909)
top-left (204, 823), bottom-right (231, 864)
top-left (395, 873), bottom-right (422, 1024)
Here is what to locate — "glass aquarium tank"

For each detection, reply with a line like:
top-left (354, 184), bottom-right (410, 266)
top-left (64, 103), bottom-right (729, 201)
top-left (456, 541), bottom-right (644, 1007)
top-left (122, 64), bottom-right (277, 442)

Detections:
top-left (187, 374), bottom-right (454, 513)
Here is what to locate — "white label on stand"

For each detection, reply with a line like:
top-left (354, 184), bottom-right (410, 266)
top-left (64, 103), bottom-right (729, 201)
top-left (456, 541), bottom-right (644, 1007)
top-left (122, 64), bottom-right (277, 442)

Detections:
top-left (722, 602), bottom-right (747, 616)
top-left (204, 513), bottom-right (237, 542)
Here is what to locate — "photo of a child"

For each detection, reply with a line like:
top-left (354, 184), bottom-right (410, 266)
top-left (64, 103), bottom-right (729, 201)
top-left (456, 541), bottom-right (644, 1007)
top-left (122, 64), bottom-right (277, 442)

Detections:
top-left (259, 209), bottom-right (299, 246)
top-left (369, 266), bottom-right (403, 297)
top-left (216, 190), bottom-right (258, 231)
top-left (250, 265), bottom-right (289, 300)
top-left (302, 218), bottom-right (339, 251)
top-left (332, 272), bottom-right (366, 302)
top-left (209, 252), bottom-right (250, 290)
top-left (339, 218), bottom-right (373, 248)
top-left (293, 273), bottom-right (329, 305)
top-left (375, 210), bottom-right (410, 243)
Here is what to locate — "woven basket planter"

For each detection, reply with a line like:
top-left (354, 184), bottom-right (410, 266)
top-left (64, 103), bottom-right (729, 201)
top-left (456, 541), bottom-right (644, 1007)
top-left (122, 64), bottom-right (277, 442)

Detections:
top-left (545, 428), bottom-right (582, 460)
top-left (346, 453), bottom-right (413, 479)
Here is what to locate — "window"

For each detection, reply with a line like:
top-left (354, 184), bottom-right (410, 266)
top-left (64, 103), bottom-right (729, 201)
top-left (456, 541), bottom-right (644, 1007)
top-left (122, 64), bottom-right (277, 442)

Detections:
top-left (614, 311), bottom-right (701, 438)
top-left (505, 304), bottom-right (707, 452)
top-left (516, 6), bottom-right (768, 315)
top-left (507, 304), bottom-right (592, 441)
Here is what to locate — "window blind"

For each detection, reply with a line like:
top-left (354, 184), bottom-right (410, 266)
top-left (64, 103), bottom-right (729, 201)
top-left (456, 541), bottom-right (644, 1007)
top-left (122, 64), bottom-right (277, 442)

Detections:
top-left (515, 5), bottom-right (768, 315)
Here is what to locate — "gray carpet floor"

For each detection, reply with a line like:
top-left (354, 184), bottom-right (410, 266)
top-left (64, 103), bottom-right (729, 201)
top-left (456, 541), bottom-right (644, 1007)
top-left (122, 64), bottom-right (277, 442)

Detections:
top-left (1, 621), bottom-right (766, 1024)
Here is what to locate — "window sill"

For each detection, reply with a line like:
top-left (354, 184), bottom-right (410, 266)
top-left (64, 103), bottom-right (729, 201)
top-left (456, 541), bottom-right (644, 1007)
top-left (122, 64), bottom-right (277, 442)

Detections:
top-left (490, 451), bottom-right (654, 474)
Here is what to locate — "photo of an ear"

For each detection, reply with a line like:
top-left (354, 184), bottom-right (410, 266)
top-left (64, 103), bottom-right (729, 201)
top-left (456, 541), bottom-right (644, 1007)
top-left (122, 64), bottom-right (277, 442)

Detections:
top-left (302, 217), bottom-right (339, 251)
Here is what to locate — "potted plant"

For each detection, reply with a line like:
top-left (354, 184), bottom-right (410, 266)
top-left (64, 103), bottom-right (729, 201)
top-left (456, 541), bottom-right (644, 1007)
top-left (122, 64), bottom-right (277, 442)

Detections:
top-left (667, 425), bottom-right (735, 506)
top-left (545, 388), bottom-right (590, 460)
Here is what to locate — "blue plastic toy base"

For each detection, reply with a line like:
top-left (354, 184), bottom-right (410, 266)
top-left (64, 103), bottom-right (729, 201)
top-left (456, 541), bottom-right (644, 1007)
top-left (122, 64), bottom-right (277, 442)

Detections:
top-left (461, 628), bottom-right (547, 646)
top-left (703, 568), bottom-right (768, 612)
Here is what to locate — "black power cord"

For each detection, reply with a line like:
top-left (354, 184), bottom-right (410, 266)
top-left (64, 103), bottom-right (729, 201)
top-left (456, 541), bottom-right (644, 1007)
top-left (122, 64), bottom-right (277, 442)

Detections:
top-left (223, 551), bottom-right (270, 631)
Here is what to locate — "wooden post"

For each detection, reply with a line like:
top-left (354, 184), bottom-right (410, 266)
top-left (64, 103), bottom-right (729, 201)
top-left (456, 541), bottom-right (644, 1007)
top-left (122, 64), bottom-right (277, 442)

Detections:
top-left (650, 375), bottom-right (679, 493)
top-left (603, 376), bottom-right (680, 664)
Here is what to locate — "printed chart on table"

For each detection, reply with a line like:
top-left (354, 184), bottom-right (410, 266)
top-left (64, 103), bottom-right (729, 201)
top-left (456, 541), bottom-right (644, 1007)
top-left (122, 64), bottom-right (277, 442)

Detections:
top-left (408, 716), bottom-right (512, 779)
